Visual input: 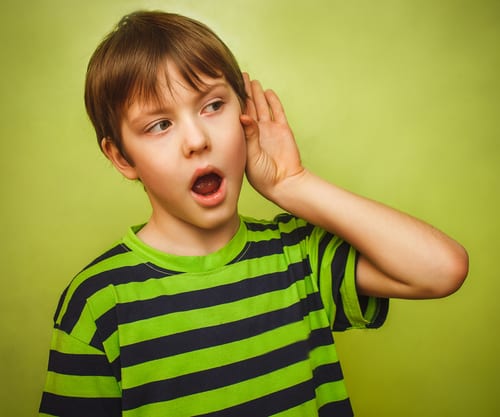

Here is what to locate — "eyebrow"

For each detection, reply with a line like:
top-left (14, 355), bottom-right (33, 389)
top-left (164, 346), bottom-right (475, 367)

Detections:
top-left (126, 80), bottom-right (230, 126)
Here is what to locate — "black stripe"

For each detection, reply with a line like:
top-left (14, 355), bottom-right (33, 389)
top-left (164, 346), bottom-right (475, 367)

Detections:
top-left (367, 297), bottom-right (389, 329)
top-left (121, 294), bottom-right (323, 367)
top-left (281, 224), bottom-right (314, 246)
top-left (237, 237), bottom-right (285, 259)
top-left (331, 242), bottom-right (353, 331)
top-left (47, 350), bottom-right (114, 377)
top-left (115, 260), bottom-right (312, 326)
top-left (123, 340), bottom-right (310, 410)
top-left (301, 290), bottom-right (325, 317)
top-left (244, 220), bottom-right (279, 232)
top-left (53, 286), bottom-right (68, 325)
top-left (239, 225), bottom-right (313, 261)
top-left (318, 397), bottom-right (354, 417)
top-left (313, 363), bottom-right (344, 387)
top-left (273, 212), bottom-right (297, 225)
top-left (83, 244), bottom-right (131, 271)
top-left (91, 306), bottom-right (117, 349)
top-left (331, 242), bottom-right (350, 298)
top-left (308, 327), bottom-right (335, 350)
top-left (194, 380), bottom-right (316, 417)
top-left (316, 232), bottom-right (334, 286)
top-left (59, 263), bottom-right (177, 333)
top-left (110, 355), bottom-right (122, 383)
top-left (39, 392), bottom-right (121, 417)
top-left (329, 245), bottom-right (389, 330)
top-left (244, 213), bottom-right (310, 233)
top-left (89, 331), bottom-right (104, 351)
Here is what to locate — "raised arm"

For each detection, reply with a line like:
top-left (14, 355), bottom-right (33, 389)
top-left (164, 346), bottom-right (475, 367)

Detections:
top-left (240, 74), bottom-right (468, 299)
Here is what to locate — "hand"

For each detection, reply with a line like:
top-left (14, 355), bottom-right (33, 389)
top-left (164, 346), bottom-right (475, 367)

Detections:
top-left (240, 73), bottom-right (304, 201)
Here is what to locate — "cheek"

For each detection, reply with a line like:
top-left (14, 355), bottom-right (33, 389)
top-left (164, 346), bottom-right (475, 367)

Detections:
top-left (216, 113), bottom-right (246, 159)
top-left (133, 155), bottom-right (178, 188)
top-left (227, 126), bottom-right (247, 164)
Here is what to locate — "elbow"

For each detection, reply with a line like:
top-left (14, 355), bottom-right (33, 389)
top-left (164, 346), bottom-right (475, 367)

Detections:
top-left (430, 244), bottom-right (469, 298)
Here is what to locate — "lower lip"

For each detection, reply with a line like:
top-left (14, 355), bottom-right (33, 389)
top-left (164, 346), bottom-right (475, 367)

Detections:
top-left (190, 178), bottom-right (227, 207)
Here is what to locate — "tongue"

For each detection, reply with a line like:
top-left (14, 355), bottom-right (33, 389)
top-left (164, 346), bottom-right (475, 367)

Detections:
top-left (192, 173), bottom-right (221, 195)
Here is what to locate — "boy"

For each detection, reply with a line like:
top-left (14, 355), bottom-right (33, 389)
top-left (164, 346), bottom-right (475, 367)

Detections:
top-left (39, 10), bottom-right (468, 417)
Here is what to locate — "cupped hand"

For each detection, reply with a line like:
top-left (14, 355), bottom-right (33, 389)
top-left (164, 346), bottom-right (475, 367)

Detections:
top-left (240, 73), bottom-right (304, 200)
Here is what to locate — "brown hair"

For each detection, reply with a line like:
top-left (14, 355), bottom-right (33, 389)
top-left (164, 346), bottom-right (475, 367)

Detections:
top-left (84, 10), bottom-right (247, 156)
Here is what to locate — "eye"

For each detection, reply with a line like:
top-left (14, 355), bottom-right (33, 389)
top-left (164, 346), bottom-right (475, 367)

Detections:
top-left (147, 119), bottom-right (172, 134)
top-left (204, 100), bottom-right (224, 114)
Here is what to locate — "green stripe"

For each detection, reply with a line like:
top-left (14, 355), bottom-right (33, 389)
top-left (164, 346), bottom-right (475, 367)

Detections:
top-left (268, 399), bottom-right (318, 417)
top-left (311, 344), bottom-right (340, 366)
top-left (50, 329), bottom-right (102, 355)
top-left (44, 372), bottom-right (120, 397)
top-left (70, 302), bottom-right (98, 343)
top-left (315, 380), bottom-right (349, 408)
top-left (102, 330), bottom-right (120, 363)
top-left (340, 246), bottom-right (371, 328)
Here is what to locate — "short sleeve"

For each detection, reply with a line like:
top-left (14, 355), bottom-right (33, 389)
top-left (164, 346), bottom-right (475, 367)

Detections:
top-left (39, 296), bottom-right (122, 417)
top-left (307, 226), bottom-right (389, 331)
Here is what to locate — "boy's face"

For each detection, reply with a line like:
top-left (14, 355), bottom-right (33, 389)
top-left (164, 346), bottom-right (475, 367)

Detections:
top-left (108, 64), bottom-right (247, 235)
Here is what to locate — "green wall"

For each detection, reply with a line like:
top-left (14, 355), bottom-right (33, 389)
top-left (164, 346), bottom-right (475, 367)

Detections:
top-left (1, 1), bottom-right (498, 416)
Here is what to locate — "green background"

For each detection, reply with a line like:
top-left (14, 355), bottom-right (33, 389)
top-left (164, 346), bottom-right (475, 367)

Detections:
top-left (1, 0), bottom-right (498, 416)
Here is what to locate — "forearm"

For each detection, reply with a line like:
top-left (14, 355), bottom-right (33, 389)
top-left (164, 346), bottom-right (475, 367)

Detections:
top-left (269, 169), bottom-right (469, 299)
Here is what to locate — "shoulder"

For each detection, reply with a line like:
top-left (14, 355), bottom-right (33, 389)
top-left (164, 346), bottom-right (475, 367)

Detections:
top-left (53, 239), bottom-right (144, 332)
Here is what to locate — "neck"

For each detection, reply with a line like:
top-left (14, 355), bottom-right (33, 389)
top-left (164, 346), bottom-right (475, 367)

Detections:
top-left (137, 213), bottom-right (240, 256)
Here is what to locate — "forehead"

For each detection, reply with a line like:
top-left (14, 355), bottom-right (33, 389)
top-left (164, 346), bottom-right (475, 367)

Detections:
top-left (128, 62), bottom-right (229, 109)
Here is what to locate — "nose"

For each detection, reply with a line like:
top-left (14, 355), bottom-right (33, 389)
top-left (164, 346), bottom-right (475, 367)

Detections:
top-left (181, 118), bottom-right (210, 157)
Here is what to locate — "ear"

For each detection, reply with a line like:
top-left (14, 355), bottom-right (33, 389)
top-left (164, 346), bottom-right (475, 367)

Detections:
top-left (100, 138), bottom-right (139, 180)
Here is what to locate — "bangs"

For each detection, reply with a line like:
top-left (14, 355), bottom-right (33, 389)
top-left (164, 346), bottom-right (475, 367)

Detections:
top-left (121, 12), bottom-right (243, 110)
top-left (127, 46), bottom-right (225, 110)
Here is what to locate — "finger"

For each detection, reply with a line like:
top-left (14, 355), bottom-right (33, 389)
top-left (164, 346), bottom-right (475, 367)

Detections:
top-left (251, 79), bottom-right (272, 122)
top-left (242, 72), bottom-right (257, 120)
top-left (264, 89), bottom-right (288, 125)
top-left (242, 72), bottom-right (252, 99)
top-left (245, 96), bottom-right (258, 120)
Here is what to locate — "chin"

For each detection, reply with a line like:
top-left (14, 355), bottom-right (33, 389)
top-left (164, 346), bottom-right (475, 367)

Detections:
top-left (193, 207), bottom-right (239, 232)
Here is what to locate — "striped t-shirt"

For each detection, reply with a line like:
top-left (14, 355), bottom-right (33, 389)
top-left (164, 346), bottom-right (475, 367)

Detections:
top-left (39, 214), bottom-right (388, 417)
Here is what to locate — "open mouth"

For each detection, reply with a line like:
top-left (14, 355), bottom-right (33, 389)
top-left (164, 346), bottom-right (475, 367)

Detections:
top-left (191, 172), bottom-right (222, 196)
